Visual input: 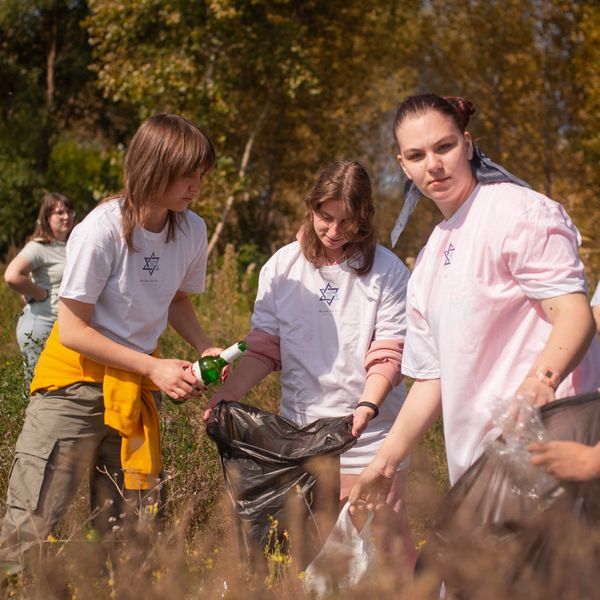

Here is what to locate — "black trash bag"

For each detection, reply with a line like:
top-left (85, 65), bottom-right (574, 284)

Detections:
top-left (206, 400), bottom-right (356, 569)
top-left (417, 391), bottom-right (600, 598)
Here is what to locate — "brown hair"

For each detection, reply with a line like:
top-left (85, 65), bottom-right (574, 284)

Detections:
top-left (393, 94), bottom-right (476, 140)
top-left (300, 160), bottom-right (376, 276)
top-left (30, 192), bottom-right (75, 243)
top-left (118, 113), bottom-right (216, 250)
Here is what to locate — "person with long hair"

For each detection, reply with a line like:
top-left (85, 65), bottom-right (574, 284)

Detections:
top-left (204, 160), bottom-right (416, 574)
top-left (4, 193), bottom-right (75, 376)
top-left (0, 113), bottom-right (220, 574)
top-left (349, 94), bottom-right (600, 509)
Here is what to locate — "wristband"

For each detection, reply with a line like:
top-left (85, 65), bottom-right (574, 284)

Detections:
top-left (535, 366), bottom-right (560, 390)
top-left (356, 401), bottom-right (379, 418)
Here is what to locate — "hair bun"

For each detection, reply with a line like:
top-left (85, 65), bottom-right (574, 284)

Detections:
top-left (443, 96), bottom-right (475, 129)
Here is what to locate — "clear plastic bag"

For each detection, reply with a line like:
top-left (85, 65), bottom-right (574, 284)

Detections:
top-left (418, 391), bottom-right (600, 596)
top-left (303, 501), bottom-right (375, 597)
top-left (486, 394), bottom-right (557, 504)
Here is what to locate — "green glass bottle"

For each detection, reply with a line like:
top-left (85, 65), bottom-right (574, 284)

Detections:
top-left (191, 340), bottom-right (247, 386)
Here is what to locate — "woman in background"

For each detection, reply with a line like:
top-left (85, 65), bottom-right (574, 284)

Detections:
top-left (4, 193), bottom-right (75, 376)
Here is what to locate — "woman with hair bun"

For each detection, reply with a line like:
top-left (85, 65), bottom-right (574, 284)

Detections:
top-left (4, 192), bottom-right (75, 375)
top-left (349, 93), bottom-right (600, 506)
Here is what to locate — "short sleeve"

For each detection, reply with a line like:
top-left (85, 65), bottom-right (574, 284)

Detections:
top-left (372, 258), bottom-right (410, 342)
top-left (502, 198), bottom-right (586, 299)
top-left (401, 276), bottom-right (441, 380)
top-left (59, 219), bottom-right (115, 303)
top-left (251, 255), bottom-right (281, 337)
top-left (18, 241), bottom-right (45, 269)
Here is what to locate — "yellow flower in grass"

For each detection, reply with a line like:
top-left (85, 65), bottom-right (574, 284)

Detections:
top-left (47, 533), bottom-right (58, 543)
top-left (146, 502), bottom-right (159, 515)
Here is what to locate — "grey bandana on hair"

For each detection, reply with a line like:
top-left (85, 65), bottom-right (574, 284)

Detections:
top-left (390, 145), bottom-right (531, 248)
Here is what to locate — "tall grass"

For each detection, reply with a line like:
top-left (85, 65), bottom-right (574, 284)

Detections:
top-left (0, 245), bottom-right (454, 598)
top-left (2, 246), bottom-right (599, 598)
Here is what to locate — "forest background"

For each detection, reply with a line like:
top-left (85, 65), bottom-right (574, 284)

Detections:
top-left (0, 0), bottom-right (599, 597)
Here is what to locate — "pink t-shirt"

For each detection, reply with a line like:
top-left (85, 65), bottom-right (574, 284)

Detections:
top-left (402, 182), bottom-right (600, 484)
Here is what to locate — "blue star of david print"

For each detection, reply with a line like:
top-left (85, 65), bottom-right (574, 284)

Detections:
top-left (143, 252), bottom-right (160, 276)
top-left (443, 243), bottom-right (455, 266)
top-left (319, 282), bottom-right (339, 306)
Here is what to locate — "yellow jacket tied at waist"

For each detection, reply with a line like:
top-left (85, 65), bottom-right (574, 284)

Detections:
top-left (31, 323), bottom-right (161, 490)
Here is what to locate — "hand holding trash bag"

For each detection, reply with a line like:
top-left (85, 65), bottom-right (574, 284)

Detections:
top-left (205, 400), bottom-right (357, 569)
top-left (415, 391), bottom-right (600, 598)
top-left (201, 160), bottom-right (416, 572)
top-left (529, 439), bottom-right (600, 481)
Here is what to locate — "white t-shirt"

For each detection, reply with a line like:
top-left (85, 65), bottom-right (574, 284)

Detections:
top-left (60, 199), bottom-right (208, 354)
top-left (19, 240), bottom-right (66, 321)
top-left (252, 241), bottom-right (410, 473)
top-left (402, 182), bottom-right (600, 484)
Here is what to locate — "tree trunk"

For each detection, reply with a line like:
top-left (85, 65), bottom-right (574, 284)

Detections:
top-left (207, 103), bottom-right (270, 257)
top-left (47, 17), bottom-right (58, 110)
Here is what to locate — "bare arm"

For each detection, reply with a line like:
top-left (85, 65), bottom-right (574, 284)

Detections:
top-left (349, 378), bottom-right (441, 509)
top-left (516, 292), bottom-right (596, 405)
top-left (351, 374), bottom-right (392, 437)
top-left (4, 254), bottom-right (48, 301)
top-left (167, 291), bottom-right (213, 355)
top-left (202, 354), bottom-right (273, 421)
top-left (58, 297), bottom-right (201, 401)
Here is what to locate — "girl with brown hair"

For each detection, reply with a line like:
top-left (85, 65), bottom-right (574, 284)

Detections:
top-left (205, 159), bottom-right (416, 574)
top-left (4, 192), bottom-right (75, 374)
top-left (0, 113), bottom-right (221, 574)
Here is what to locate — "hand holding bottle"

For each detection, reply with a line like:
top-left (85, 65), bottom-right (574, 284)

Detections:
top-left (195, 346), bottom-right (226, 383)
top-left (173, 340), bottom-right (247, 405)
top-left (191, 340), bottom-right (246, 385)
top-left (146, 357), bottom-right (207, 402)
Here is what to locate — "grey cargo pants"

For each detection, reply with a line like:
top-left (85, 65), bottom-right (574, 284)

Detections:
top-left (0, 382), bottom-right (163, 568)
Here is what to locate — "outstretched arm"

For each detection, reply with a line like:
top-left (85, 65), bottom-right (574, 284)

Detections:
top-left (349, 378), bottom-right (441, 510)
top-left (516, 292), bottom-right (596, 405)
top-left (351, 374), bottom-right (392, 437)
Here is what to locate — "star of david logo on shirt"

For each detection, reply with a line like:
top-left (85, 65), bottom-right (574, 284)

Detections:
top-left (443, 243), bottom-right (455, 266)
top-left (143, 252), bottom-right (160, 276)
top-left (319, 282), bottom-right (339, 306)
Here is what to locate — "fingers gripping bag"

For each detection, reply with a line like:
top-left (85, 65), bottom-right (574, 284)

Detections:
top-left (417, 391), bottom-right (600, 597)
top-left (205, 400), bottom-right (356, 570)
